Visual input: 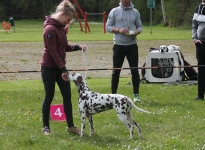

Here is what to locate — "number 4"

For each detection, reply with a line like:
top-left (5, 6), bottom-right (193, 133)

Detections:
top-left (50, 104), bottom-right (66, 121)
top-left (54, 108), bottom-right (63, 117)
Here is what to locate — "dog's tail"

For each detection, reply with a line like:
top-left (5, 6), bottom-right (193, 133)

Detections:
top-left (128, 98), bottom-right (151, 114)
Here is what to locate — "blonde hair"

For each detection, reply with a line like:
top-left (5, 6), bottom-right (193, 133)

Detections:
top-left (51, 0), bottom-right (76, 18)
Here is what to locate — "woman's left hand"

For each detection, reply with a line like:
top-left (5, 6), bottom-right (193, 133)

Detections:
top-left (62, 72), bottom-right (69, 81)
top-left (79, 45), bottom-right (87, 52)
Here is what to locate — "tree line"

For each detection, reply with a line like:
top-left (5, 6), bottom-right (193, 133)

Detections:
top-left (0, 0), bottom-right (201, 27)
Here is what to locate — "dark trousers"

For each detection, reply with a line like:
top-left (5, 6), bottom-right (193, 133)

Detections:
top-left (196, 42), bottom-right (205, 98)
top-left (41, 66), bottom-right (74, 128)
top-left (112, 44), bottom-right (140, 94)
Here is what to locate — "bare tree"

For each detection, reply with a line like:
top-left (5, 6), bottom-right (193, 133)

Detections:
top-left (161, 0), bottom-right (167, 25)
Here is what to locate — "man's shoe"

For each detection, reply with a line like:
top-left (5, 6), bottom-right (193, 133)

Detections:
top-left (134, 94), bottom-right (140, 102)
top-left (194, 96), bottom-right (204, 100)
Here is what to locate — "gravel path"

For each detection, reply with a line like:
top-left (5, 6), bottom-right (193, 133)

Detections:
top-left (0, 40), bottom-right (197, 80)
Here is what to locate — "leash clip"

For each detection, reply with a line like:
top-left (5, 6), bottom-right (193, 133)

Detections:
top-left (81, 47), bottom-right (87, 79)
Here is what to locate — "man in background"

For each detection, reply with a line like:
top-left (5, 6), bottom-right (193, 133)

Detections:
top-left (192, 0), bottom-right (205, 100)
top-left (106, 0), bottom-right (142, 102)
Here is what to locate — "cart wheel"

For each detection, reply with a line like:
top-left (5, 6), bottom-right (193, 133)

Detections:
top-left (140, 78), bottom-right (149, 84)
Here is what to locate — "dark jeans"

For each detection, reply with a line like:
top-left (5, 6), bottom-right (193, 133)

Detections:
top-left (112, 44), bottom-right (140, 94)
top-left (196, 42), bottom-right (205, 98)
top-left (41, 66), bottom-right (74, 128)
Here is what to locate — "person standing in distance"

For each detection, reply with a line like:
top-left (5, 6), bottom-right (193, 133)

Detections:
top-left (40, 0), bottom-right (86, 135)
top-left (192, 0), bottom-right (205, 100)
top-left (106, 0), bottom-right (142, 102)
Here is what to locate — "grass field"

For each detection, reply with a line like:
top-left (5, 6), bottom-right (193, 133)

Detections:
top-left (0, 20), bottom-right (204, 150)
top-left (0, 78), bottom-right (205, 150)
top-left (0, 20), bottom-right (192, 42)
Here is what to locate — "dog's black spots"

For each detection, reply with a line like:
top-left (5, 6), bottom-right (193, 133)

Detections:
top-left (122, 112), bottom-right (126, 115)
top-left (93, 103), bottom-right (101, 107)
top-left (85, 105), bottom-right (89, 110)
top-left (127, 102), bottom-right (130, 106)
top-left (80, 93), bottom-right (83, 97)
top-left (121, 98), bottom-right (127, 105)
top-left (122, 106), bottom-right (125, 110)
top-left (126, 107), bottom-right (129, 113)
top-left (106, 103), bottom-right (113, 109)
top-left (86, 110), bottom-right (90, 114)
top-left (82, 96), bottom-right (88, 100)
top-left (79, 87), bottom-right (83, 92)
top-left (132, 121), bottom-right (137, 125)
top-left (93, 108), bottom-right (98, 112)
top-left (115, 99), bottom-right (119, 104)
top-left (84, 102), bottom-right (89, 110)
top-left (90, 99), bottom-right (93, 104)
top-left (72, 73), bottom-right (76, 77)
top-left (100, 105), bottom-right (106, 109)
top-left (93, 107), bottom-right (101, 111)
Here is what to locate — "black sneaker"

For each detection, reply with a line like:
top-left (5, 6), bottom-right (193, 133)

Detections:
top-left (42, 126), bottom-right (51, 135)
top-left (194, 96), bottom-right (204, 100)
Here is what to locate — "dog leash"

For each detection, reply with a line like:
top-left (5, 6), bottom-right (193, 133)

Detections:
top-left (81, 47), bottom-right (87, 79)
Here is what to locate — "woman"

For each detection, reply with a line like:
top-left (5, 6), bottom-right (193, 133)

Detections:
top-left (40, 0), bottom-right (86, 135)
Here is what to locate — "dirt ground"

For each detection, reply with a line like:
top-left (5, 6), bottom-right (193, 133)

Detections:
top-left (0, 40), bottom-right (197, 80)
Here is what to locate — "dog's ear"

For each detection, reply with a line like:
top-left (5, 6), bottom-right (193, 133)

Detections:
top-left (76, 76), bottom-right (83, 84)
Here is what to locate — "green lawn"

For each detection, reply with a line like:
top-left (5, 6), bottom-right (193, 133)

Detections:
top-left (0, 78), bottom-right (204, 150)
top-left (0, 20), bottom-right (192, 42)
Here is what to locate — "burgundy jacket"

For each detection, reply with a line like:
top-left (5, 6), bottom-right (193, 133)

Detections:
top-left (40, 16), bottom-right (79, 72)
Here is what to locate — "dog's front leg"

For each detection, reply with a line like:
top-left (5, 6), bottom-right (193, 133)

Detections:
top-left (80, 112), bottom-right (86, 137)
top-left (87, 114), bottom-right (94, 136)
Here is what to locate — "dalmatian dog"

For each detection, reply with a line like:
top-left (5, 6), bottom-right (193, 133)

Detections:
top-left (168, 45), bottom-right (180, 52)
top-left (67, 73), bottom-right (151, 139)
top-left (159, 45), bottom-right (168, 53)
top-left (167, 45), bottom-right (175, 52)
